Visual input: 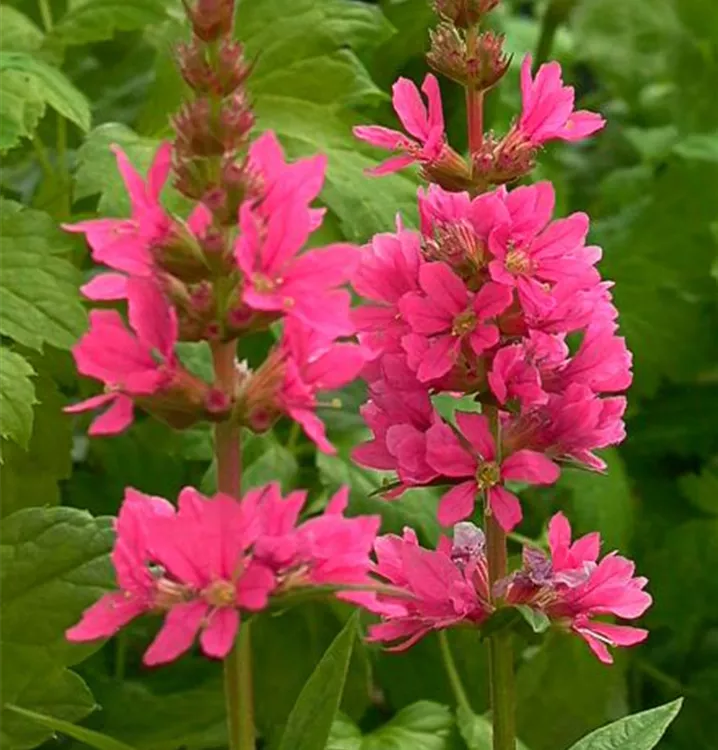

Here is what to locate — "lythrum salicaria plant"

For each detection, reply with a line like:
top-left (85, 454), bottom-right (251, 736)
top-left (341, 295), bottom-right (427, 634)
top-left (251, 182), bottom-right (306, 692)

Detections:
top-left (63, 0), bottom-right (678, 748)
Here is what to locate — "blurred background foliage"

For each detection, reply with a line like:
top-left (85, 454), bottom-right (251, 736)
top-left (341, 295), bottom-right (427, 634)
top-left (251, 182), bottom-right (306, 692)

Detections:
top-left (0, 0), bottom-right (717, 748)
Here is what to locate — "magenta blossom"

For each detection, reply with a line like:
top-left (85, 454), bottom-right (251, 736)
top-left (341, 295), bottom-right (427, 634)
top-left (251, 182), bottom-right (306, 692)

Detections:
top-left (353, 74), bottom-right (446, 175)
top-left (517, 55), bottom-right (605, 146)
top-left (65, 278), bottom-right (179, 435)
top-left (508, 513), bottom-right (651, 664)
top-left (426, 412), bottom-right (560, 531)
top-left (368, 523), bottom-right (492, 650)
top-left (234, 199), bottom-right (357, 338)
top-left (66, 488), bottom-right (175, 642)
top-left (64, 143), bottom-right (172, 278)
top-left (352, 227), bottom-right (423, 358)
top-left (400, 262), bottom-right (512, 382)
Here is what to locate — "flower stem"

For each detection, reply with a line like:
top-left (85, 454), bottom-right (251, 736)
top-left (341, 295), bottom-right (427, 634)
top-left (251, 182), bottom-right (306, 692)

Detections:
top-left (438, 631), bottom-right (472, 713)
top-left (465, 26), bottom-right (484, 156)
top-left (484, 405), bottom-right (516, 750)
top-left (534, 0), bottom-right (576, 68)
top-left (211, 339), bottom-right (254, 750)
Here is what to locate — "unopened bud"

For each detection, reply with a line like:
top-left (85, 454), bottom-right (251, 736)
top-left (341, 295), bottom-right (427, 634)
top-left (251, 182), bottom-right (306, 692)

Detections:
top-left (471, 128), bottom-right (537, 186)
top-left (177, 38), bottom-right (251, 97)
top-left (428, 26), bottom-right (510, 90)
top-left (432, 0), bottom-right (499, 28)
top-left (183, 0), bottom-right (234, 42)
top-left (421, 145), bottom-right (474, 192)
top-left (152, 220), bottom-right (211, 283)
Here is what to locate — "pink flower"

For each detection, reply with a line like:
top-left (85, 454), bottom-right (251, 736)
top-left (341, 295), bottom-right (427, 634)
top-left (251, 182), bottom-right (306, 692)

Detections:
top-left (64, 143), bottom-right (172, 277)
top-left (399, 262), bottom-right (513, 382)
top-left (426, 412), bottom-right (560, 531)
top-left (139, 488), bottom-right (276, 665)
top-left (351, 228), bottom-right (423, 358)
top-left (353, 360), bottom-right (439, 486)
top-left (488, 209), bottom-right (601, 293)
top-left (367, 524), bottom-right (492, 650)
top-left (65, 277), bottom-right (179, 435)
top-left (517, 55), bottom-right (605, 146)
top-left (354, 74), bottom-right (446, 176)
top-left (234, 200), bottom-right (358, 337)
top-left (509, 513), bottom-right (651, 664)
top-left (245, 319), bottom-right (367, 453)
top-left (66, 488), bottom-right (175, 642)
top-left (248, 131), bottom-right (327, 230)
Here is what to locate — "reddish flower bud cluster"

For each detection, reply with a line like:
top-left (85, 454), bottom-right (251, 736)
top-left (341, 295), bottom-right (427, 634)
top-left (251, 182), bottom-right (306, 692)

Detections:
top-left (433, 0), bottom-right (499, 28)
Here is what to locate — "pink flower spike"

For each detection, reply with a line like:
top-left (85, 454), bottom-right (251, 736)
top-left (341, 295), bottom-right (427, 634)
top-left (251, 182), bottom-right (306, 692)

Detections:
top-left (518, 55), bottom-right (605, 147)
top-left (353, 74), bottom-right (446, 176)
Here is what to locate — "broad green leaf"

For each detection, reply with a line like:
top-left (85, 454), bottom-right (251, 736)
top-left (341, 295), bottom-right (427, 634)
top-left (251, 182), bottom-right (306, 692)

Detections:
top-left (515, 605), bottom-right (550, 635)
top-left (317, 449), bottom-right (442, 546)
top-left (456, 706), bottom-right (531, 750)
top-left (5, 704), bottom-right (136, 750)
top-left (0, 52), bottom-right (91, 132)
top-left (1, 375), bottom-right (73, 516)
top-left (516, 633), bottom-right (627, 750)
top-left (52, 0), bottom-right (170, 46)
top-left (277, 612), bottom-right (358, 750)
top-left (0, 202), bottom-right (86, 351)
top-left (80, 676), bottom-right (227, 750)
top-left (0, 347), bottom-right (35, 451)
top-left (567, 699), bottom-right (683, 750)
top-left (254, 604), bottom-right (371, 747)
top-left (560, 448), bottom-right (634, 551)
top-left (679, 462), bottom-right (718, 516)
top-left (0, 506), bottom-right (114, 748)
top-left (0, 6), bottom-right (44, 53)
top-left (328, 701), bottom-right (453, 750)
top-left (673, 132), bottom-right (718, 163)
top-left (0, 70), bottom-right (46, 151)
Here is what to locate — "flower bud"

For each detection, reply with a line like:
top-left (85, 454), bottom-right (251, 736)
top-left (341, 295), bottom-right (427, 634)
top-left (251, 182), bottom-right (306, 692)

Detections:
top-left (152, 220), bottom-right (211, 283)
top-left (428, 26), bottom-right (510, 90)
top-left (432, 0), bottom-right (499, 28)
top-left (183, 0), bottom-right (234, 42)
top-left (177, 38), bottom-right (251, 97)
top-left (470, 130), bottom-right (537, 186)
top-left (421, 145), bottom-right (474, 192)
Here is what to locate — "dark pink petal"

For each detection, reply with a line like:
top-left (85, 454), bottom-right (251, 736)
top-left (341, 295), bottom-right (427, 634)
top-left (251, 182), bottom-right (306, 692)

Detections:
top-left (437, 481), bottom-right (477, 526)
top-left (422, 73), bottom-right (445, 135)
top-left (81, 273), bottom-right (128, 301)
top-left (473, 282), bottom-right (513, 321)
top-left (416, 335), bottom-right (459, 382)
top-left (199, 607), bottom-right (239, 659)
top-left (418, 262), bottom-right (469, 316)
top-left (455, 412), bottom-right (495, 461)
top-left (392, 77), bottom-right (430, 141)
top-left (66, 592), bottom-right (146, 642)
top-left (353, 125), bottom-right (406, 150)
top-left (367, 154), bottom-right (416, 176)
top-left (501, 450), bottom-right (560, 485)
top-left (88, 394), bottom-right (134, 436)
top-left (142, 600), bottom-right (207, 666)
top-left (236, 561), bottom-right (276, 611)
top-left (487, 486), bottom-right (523, 532)
top-left (399, 292), bottom-right (451, 335)
top-left (126, 277), bottom-right (178, 359)
top-left (146, 141), bottom-right (173, 202)
top-left (426, 421), bottom-right (476, 477)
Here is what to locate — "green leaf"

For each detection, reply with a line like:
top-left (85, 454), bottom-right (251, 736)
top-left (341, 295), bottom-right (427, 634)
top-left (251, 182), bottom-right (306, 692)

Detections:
top-left (515, 605), bottom-right (550, 635)
top-left (456, 706), bottom-right (531, 750)
top-left (1, 375), bottom-right (73, 516)
top-left (0, 202), bottom-right (86, 351)
top-left (567, 699), bottom-right (683, 750)
top-left (277, 612), bottom-right (358, 750)
top-left (0, 506), bottom-right (114, 748)
top-left (516, 633), bottom-right (627, 750)
top-left (5, 704), bottom-right (137, 750)
top-left (52, 0), bottom-right (170, 46)
top-left (0, 70), bottom-right (46, 151)
top-left (0, 52), bottom-right (91, 132)
top-left (679, 462), bottom-right (718, 516)
top-left (0, 6), bottom-right (44, 53)
top-left (0, 347), bottom-right (36, 451)
top-left (328, 701), bottom-right (454, 750)
top-left (673, 133), bottom-right (718, 163)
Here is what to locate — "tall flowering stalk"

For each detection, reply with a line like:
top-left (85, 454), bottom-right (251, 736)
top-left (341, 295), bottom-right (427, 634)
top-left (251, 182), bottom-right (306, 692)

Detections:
top-left (63, 1), bottom-right (652, 749)
top-left (351, 1), bottom-right (638, 748)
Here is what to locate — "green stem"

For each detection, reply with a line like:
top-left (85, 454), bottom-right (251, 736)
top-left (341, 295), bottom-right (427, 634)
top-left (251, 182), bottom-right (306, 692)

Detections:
top-left (438, 631), bottom-right (472, 713)
top-left (56, 114), bottom-right (71, 219)
top-left (212, 340), bottom-right (254, 750)
top-left (31, 136), bottom-right (54, 181)
top-left (484, 406), bottom-right (516, 750)
top-left (38, 0), bottom-right (53, 30)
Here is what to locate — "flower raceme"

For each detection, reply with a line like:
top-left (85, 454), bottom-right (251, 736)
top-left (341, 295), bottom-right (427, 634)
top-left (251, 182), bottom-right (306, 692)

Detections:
top-left (366, 517), bottom-right (650, 663)
top-left (352, 179), bottom-right (632, 531)
top-left (67, 484), bottom-right (380, 665)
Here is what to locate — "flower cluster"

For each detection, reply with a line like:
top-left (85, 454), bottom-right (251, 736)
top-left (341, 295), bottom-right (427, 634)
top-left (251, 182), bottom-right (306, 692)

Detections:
top-left (368, 515), bottom-right (650, 663)
top-left (64, 7), bottom-right (365, 452)
top-left (352, 178), bottom-right (631, 531)
top-left (68, 484), bottom-right (379, 665)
